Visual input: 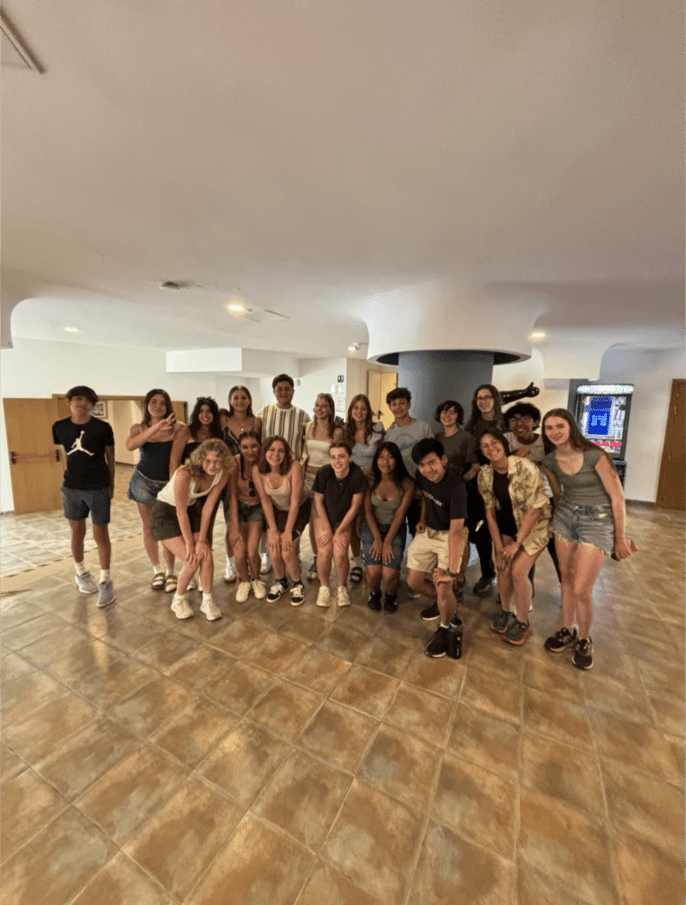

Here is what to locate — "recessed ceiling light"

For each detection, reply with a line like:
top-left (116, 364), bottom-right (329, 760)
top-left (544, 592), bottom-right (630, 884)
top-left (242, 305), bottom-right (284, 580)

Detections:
top-left (64, 327), bottom-right (80, 334)
top-left (348, 343), bottom-right (360, 352)
top-left (530, 331), bottom-right (546, 339)
top-left (227, 302), bottom-right (247, 313)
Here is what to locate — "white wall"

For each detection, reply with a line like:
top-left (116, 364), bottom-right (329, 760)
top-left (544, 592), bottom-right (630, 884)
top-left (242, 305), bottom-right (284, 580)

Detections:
top-left (298, 358), bottom-right (348, 420)
top-left (494, 348), bottom-right (569, 418)
top-left (598, 347), bottom-right (685, 502)
top-left (0, 338), bottom-right (224, 511)
top-left (214, 377), bottom-right (263, 415)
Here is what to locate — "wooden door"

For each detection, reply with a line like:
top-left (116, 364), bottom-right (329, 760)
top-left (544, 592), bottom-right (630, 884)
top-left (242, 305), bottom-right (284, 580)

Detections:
top-left (656, 379), bottom-right (685, 510)
top-left (4, 398), bottom-right (64, 514)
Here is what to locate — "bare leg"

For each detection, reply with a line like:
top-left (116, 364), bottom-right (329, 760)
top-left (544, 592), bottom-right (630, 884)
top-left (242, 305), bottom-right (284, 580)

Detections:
top-left (332, 528), bottom-right (352, 586)
top-left (161, 536), bottom-right (195, 593)
top-left (137, 503), bottom-right (160, 566)
top-left (510, 546), bottom-right (544, 623)
top-left (571, 543), bottom-right (605, 638)
top-left (316, 534), bottom-right (333, 589)
top-left (68, 519), bottom-right (87, 563)
top-left (436, 577), bottom-right (458, 625)
top-left (282, 542), bottom-right (302, 583)
top-left (555, 536), bottom-right (580, 629)
top-left (234, 524), bottom-right (250, 582)
top-left (366, 564), bottom-right (382, 594)
top-left (381, 565), bottom-right (400, 595)
top-left (407, 568), bottom-right (437, 600)
top-left (92, 524), bottom-right (112, 570)
top-left (246, 522), bottom-right (263, 580)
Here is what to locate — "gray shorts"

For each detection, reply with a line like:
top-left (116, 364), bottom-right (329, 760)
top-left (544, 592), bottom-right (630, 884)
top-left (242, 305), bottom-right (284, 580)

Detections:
top-left (150, 500), bottom-right (203, 542)
top-left (61, 485), bottom-right (111, 526)
top-left (552, 501), bottom-right (614, 555)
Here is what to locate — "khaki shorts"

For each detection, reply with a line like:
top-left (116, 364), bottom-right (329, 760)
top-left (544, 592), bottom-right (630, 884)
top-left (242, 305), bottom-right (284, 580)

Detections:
top-left (407, 527), bottom-right (469, 573)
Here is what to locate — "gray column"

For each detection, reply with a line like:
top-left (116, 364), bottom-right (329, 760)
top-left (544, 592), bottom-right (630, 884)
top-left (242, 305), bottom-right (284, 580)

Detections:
top-left (397, 350), bottom-right (494, 429)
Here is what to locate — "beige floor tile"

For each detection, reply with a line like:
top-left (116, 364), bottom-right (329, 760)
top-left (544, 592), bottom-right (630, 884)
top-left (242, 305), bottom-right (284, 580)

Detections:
top-left (100, 614), bottom-right (174, 653)
top-left (1, 768), bottom-right (69, 862)
top-left (432, 751), bottom-right (517, 860)
top-left (277, 608), bottom-right (329, 645)
top-left (447, 703), bottom-right (520, 780)
top-left (247, 678), bottom-right (324, 742)
top-left (69, 655), bottom-right (159, 710)
top-left (166, 643), bottom-right (236, 688)
top-left (587, 708), bottom-right (680, 782)
top-left (2, 691), bottom-right (97, 764)
top-left (70, 852), bottom-right (174, 905)
top-left (460, 667), bottom-right (523, 724)
top-left (647, 691), bottom-right (684, 737)
top-left (464, 634), bottom-right (526, 683)
top-left (185, 812), bottom-right (314, 905)
top-left (353, 633), bottom-right (415, 679)
top-left (2, 668), bottom-right (68, 728)
top-left (600, 758), bottom-right (684, 857)
top-left (359, 723), bottom-right (440, 813)
top-left (613, 832), bottom-right (684, 905)
top-left (519, 787), bottom-right (619, 905)
top-left (297, 700), bottom-right (379, 773)
top-left (110, 675), bottom-right (193, 738)
top-left (522, 685), bottom-right (593, 749)
top-left (151, 697), bottom-right (239, 766)
top-left (410, 819), bottom-right (516, 905)
top-left (131, 628), bottom-right (199, 671)
top-left (636, 657), bottom-right (686, 699)
top-left (282, 647), bottom-right (352, 694)
top-left (75, 744), bottom-right (189, 845)
top-left (44, 638), bottom-right (126, 684)
top-left (241, 631), bottom-right (310, 674)
top-left (315, 622), bottom-right (369, 661)
top-left (323, 779), bottom-right (423, 905)
top-left (202, 618), bottom-right (266, 656)
top-left (35, 717), bottom-right (141, 800)
top-left (2, 613), bottom-right (71, 652)
top-left (8, 624), bottom-right (87, 668)
top-left (197, 720), bottom-right (290, 805)
top-left (295, 861), bottom-right (386, 905)
top-left (520, 732), bottom-right (604, 821)
top-left (329, 663), bottom-right (399, 719)
top-left (384, 683), bottom-right (453, 749)
top-left (0, 601), bottom-right (45, 632)
top-left (2, 807), bottom-right (117, 905)
top-left (521, 653), bottom-right (585, 705)
top-left (124, 775), bottom-right (244, 899)
top-left (204, 660), bottom-right (276, 715)
top-left (253, 748), bottom-right (352, 850)
top-left (1, 742), bottom-right (28, 783)
top-left (517, 865), bottom-right (588, 905)
top-left (582, 672), bottom-right (657, 725)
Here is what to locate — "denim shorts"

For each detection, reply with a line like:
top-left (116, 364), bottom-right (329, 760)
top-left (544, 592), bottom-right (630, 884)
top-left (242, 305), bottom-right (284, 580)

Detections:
top-left (552, 501), bottom-right (614, 555)
top-left (361, 522), bottom-right (406, 571)
top-left (127, 468), bottom-right (167, 507)
top-left (229, 500), bottom-right (265, 525)
top-left (61, 485), bottom-right (111, 526)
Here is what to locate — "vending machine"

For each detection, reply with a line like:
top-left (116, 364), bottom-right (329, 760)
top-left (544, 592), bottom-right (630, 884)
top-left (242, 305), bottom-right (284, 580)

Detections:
top-left (574, 384), bottom-right (633, 485)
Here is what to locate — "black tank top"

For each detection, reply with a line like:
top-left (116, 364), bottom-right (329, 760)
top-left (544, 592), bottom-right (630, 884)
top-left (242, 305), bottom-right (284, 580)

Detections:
top-left (138, 440), bottom-right (173, 481)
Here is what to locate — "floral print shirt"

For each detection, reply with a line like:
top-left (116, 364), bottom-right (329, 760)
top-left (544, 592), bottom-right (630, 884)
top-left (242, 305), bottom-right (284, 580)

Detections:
top-left (477, 456), bottom-right (552, 554)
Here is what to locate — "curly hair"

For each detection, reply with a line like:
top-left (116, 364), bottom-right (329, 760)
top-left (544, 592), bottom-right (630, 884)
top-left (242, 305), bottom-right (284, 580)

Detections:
top-left (189, 397), bottom-right (223, 440)
top-left (434, 399), bottom-right (464, 425)
top-left (142, 388), bottom-right (173, 426)
top-left (257, 436), bottom-right (293, 475)
top-left (504, 402), bottom-right (541, 426)
top-left (344, 394), bottom-right (377, 447)
top-left (183, 438), bottom-right (235, 478)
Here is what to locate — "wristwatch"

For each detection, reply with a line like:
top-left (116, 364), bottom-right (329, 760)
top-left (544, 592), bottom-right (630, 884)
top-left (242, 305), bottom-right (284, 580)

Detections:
top-left (446, 569), bottom-right (457, 578)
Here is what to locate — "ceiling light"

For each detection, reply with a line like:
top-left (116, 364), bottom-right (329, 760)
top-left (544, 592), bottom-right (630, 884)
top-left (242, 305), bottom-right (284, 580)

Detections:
top-left (529, 331), bottom-right (546, 339)
top-left (348, 343), bottom-right (360, 352)
top-left (227, 302), bottom-right (247, 313)
top-left (64, 327), bottom-right (80, 334)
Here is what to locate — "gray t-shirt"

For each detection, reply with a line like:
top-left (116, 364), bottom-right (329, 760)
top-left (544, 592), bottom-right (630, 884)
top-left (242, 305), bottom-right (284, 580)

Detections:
top-left (435, 430), bottom-right (478, 475)
top-left (385, 419), bottom-right (434, 478)
top-left (542, 446), bottom-right (612, 507)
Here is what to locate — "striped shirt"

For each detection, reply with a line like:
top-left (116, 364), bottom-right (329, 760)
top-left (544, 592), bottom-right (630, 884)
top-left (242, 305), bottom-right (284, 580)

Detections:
top-left (256, 404), bottom-right (310, 460)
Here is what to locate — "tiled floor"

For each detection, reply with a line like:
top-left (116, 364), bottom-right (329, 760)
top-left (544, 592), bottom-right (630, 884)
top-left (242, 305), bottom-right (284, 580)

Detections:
top-left (1, 503), bottom-right (684, 905)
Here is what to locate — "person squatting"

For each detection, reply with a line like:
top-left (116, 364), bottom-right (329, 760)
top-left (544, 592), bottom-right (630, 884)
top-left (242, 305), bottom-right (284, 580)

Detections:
top-left (54, 375), bottom-right (636, 671)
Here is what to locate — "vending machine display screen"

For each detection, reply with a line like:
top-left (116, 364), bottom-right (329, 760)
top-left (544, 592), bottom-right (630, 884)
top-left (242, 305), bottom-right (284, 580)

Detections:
top-left (579, 395), bottom-right (628, 455)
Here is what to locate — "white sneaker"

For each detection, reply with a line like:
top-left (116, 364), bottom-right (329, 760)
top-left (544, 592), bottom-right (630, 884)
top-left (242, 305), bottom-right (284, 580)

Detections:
top-left (75, 571), bottom-right (99, 594)
top-left (96, 580), bottom-right (116, 608)
top-left (187, 576), bottom-right (198, 591)
top-left (260, 554), bottom-right (271, 575)
top-left (316, 586), bottom-right (331, 608)
top-left (224, 563), bottom-right (237, 584)
top-left (307, 558), bottom-right (318, 581)
top-left (200, 595), bottom-right (222, 621)
top-left (337, 586), bottom-right (351, 607)
top-left (252, 580), bottom-right (267, 600)
top-left (236, 581), bottom-right (252, 603)
top-left (171, 595), bottom-right (194, 619)
top-left (407, 588), bottom-right (421, 599)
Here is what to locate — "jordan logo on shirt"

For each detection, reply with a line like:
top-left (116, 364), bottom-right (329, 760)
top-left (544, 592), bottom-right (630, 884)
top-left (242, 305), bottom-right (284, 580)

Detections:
top-left (67, 431), bottom-right (95, 457)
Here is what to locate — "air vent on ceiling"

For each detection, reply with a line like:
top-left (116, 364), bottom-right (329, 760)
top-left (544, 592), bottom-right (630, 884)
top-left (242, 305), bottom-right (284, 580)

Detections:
top-left (1, 11), bottom-right (43, 72)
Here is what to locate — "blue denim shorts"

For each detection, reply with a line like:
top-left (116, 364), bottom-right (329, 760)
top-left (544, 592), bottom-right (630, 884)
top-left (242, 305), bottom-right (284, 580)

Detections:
top-left (227, 500), bottom-right (265, 526)
top-left (552, 501), bottom-right (614, 555)
top-left (61, 485), bottom-right (111, 526)
top-left (127, 468), bottom-right (167, 507)
top-left (361, 522), bottom-right (407, 570)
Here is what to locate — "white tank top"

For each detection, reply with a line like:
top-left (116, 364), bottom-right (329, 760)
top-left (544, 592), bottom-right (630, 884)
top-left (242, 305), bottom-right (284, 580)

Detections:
top-left (156, 468), bottom-right (222, 506)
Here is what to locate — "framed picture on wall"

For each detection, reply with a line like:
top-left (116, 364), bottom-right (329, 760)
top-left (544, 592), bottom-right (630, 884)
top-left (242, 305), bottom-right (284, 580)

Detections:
top-left (92, 401), bottom-right (108, 418)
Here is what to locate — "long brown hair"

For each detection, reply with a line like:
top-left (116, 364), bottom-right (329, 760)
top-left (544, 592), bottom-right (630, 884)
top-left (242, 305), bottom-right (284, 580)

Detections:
top-left (464, 384), bottom-right (503, 433)
top-left (313, 393), bottom-right (337, 439)
top-left (142, 388), bottom-right (173, 426)
top-left (542, 408), bottom-right (614, 459)
top-left (228, 385), bottom-right (254, 417)
top-left (345, 394), bottom-right (376, 446)
top-left (257, 436), bottom-right (293, 475)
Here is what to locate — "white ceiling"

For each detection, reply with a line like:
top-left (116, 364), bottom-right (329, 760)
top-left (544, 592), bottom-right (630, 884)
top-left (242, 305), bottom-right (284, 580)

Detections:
top-left (2, 0), bottom-right (683, 366)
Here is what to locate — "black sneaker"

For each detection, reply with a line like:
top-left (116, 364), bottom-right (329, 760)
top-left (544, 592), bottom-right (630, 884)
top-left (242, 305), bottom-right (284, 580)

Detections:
top-left (490, 609), bottom-right (514, 634)
top-left (383, 593), bottom-right (398, 614)
top-left (420, 602), bottom-right (440, 621)
top-left (425, 625), bottom-right (449, 658)
top-left (544, 626), bottom-right (578, 653)
top-left (447, 617), bottom-right (463, 659)
top-left (473, 576), bottom-right (495, 595)
top-left (572, 637), bottom-right (594, 670)
top-left (367, 590), bottom-right (382, 612)
top-left (267, 579), bottom-right (289, 602)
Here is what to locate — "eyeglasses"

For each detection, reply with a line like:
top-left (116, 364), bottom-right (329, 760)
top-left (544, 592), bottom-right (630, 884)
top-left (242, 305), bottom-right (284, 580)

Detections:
top-left (248, 479), bottom-right (256, 497)
top-left (476, 395), bottom-right (493, 401)
top-left (508, 415), bottom-right (534, 424)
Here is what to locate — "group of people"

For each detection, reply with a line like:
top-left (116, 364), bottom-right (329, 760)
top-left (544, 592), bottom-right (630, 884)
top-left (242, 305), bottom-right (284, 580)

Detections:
top-left (52, 374), bottom-right (636, 670)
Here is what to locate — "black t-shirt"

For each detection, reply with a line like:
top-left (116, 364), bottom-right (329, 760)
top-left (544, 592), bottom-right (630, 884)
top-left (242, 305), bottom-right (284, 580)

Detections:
top-left (52, 417), bottom-right (114, 490)
top-left (313, 462), bottom-right (367, 526)
top-left (416, 470), bottom-right (467, 531)
top-left (492, 469), bottom-right (518, 537)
